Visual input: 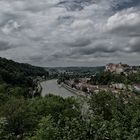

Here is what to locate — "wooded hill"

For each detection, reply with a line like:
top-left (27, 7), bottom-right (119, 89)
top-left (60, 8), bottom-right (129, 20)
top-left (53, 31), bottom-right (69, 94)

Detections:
top-left (0, 57), bottom-right (48, 98)
top-left (0, 57), bottom-right (48, 86)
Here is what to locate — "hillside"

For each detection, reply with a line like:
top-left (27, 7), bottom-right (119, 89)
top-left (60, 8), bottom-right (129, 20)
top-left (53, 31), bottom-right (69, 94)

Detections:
top-left (0, 57), bottom-right (48, 98)
top-left (0, 57), bottom-right (48, 86)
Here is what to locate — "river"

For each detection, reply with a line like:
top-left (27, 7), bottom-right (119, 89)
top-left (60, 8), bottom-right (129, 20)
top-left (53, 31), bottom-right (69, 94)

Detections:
top-left (40, 79), bottom-right (77, 98)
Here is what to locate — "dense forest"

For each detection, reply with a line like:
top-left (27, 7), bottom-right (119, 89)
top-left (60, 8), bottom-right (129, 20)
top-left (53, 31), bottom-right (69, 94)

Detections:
top-left (1, 57), bottom-right (140, 140)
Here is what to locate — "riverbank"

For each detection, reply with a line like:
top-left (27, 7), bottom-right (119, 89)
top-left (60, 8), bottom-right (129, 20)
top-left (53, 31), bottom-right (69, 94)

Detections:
top-left (61, 83), bottom-right (86, 98)
top-left (40, 79), bottom-right (77, 98)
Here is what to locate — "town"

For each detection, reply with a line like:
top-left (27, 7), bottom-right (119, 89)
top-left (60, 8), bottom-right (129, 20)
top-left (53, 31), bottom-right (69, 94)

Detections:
top-left (57, 63), bottom-right (140, 97)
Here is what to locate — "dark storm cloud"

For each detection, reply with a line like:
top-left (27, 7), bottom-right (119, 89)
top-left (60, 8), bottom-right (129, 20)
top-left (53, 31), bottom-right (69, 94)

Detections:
top-left (129, 33), bottom-right (140, 37)
top-left (57, 0), bottom-right (95, 11)
top-left (0, 13), bottom-right (20, 27)
top-left (64, 38), bottom-right (92, 47)
top-left (0, 41), bottom-right (15, 51)
top-left (113, 0), bottom-right (140, 11)
top-left (129, 37), bottom-right (140, 52)
top-left (72, 44), bottom-right (118, 56)
top-left (80, 47), bottom-right (117, 55)
top-left (57, 16), bottom-right (75, 25)
top-left (51, 43), bottom-right (119, 60)
top-left (28, 55), bottom-right (44, 62)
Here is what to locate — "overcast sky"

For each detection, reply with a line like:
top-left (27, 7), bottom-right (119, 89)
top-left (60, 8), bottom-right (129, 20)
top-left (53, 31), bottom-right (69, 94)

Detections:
top-left (0, 0), bottom-right (140, 67)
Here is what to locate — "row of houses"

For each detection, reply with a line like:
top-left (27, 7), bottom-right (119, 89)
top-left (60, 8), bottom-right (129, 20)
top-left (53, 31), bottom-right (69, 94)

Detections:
top-left (64, 78), bottom-right (140, 95)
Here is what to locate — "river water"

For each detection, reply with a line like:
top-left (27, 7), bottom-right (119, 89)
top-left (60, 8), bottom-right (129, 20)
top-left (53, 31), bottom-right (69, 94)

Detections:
top-left (41, 79), bottom-right (77, 98)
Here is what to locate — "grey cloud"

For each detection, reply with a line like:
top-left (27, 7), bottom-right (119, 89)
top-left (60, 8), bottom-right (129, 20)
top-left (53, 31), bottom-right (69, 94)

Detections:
top-left (106, 8), bottom-right (140, 37)
top-left (108, 24), bottom-right (140, 37)
top-left (73, 45), bottom-right (118, 56)
top-left (0, 41), bottom-right (15, 51)
top-left (57, 16), bottom-right (75, 25)
top-left (51, 42), bottom-right (119, 60)
top-left (28, 55), bottom-right (44, 62)
top-left (0, 0), bottom-right (139, 66)
top-left (129, 33), bottom-right (140, 37)
top-left (129, 37), bottom-right (140, 52)
top-left (112, 0), bottom-right (140, 11)
top-left (64, 38), bottom-right (92, 47)
top-left (0, 13), bottom-right (20, 27)
top-left (57, 0), bottom-right (95, 11)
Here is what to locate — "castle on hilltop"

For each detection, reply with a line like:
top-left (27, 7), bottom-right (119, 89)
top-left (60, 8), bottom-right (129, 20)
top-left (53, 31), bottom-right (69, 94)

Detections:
top-left (105, 62), bottom-right (130, 74)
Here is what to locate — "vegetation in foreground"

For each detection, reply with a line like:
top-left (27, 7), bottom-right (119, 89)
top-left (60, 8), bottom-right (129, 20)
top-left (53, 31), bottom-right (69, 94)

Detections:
top-left (1, 91), bottom-right (140, 140)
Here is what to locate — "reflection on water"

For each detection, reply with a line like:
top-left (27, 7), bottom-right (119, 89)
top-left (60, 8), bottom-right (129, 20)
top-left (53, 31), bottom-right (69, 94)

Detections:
top-left (41, 80), bottom-right (77, 98)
